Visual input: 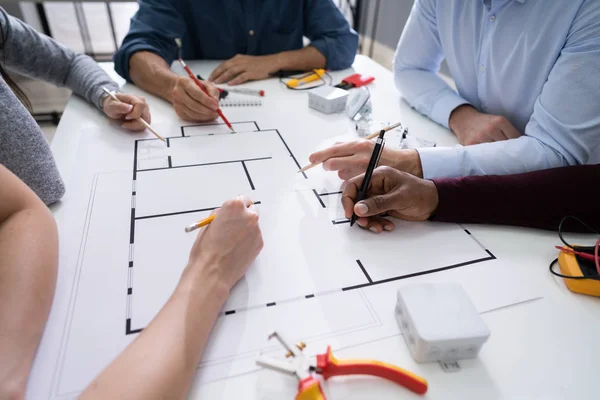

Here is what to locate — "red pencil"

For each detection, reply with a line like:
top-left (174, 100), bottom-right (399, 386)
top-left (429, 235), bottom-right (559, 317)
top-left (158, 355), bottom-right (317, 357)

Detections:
top-left (178, 59), bottom-right (234, 132)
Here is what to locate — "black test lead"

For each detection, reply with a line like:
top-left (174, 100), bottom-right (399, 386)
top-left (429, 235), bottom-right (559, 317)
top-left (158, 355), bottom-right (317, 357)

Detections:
top-left (350, 129), bottom-right (386, 227)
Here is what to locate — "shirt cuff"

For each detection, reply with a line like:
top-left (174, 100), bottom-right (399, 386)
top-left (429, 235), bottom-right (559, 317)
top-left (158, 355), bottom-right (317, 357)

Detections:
top-left (417, 146), bottom-right (464, 179)
top-left (430, 92), bottom-right (469, 129)
top-left (94, 83), bottom-right (120, 110)
top-left (309, 39), bottom-right (330, 68)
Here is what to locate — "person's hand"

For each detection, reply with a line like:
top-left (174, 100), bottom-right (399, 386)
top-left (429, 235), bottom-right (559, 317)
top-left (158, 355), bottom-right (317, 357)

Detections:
top-left (186, 196), bottom-right (263, 291)
top-left (170, 76), bottom-right (220, 122)
top-left (341, 167), bottom-right (439, 233)
top-left (449, 105), bottom-right (521, 146)
top-left (102, 93), bottom-right (151, 131)
top-left (308, 140), bottom-right (424, 180)
top-left (208, 54), bottom-right (279, 85)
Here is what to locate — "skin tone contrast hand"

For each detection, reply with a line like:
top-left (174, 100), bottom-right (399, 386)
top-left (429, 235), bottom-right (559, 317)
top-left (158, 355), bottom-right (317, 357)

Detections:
top-left (81, 196), bottom-right (263, 400)
top-left (308, 140), bottom-right (424, 180)
top-left (102, 92), bottom-right (152, 131)
top-left (449, 104), bottom-right (522, 146)
top-left (341, 166), bottom-right (439, 233)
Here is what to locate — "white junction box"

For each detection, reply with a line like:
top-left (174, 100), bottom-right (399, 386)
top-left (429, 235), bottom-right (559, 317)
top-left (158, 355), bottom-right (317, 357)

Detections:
top-left (395, 282), bottom-right (490, 363)
top-left (308, 86), bottom-right (349, 114)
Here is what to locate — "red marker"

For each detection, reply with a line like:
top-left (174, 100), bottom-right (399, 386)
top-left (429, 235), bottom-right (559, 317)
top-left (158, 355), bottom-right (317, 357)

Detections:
top-left (178, 59), bottom-right (234, 132)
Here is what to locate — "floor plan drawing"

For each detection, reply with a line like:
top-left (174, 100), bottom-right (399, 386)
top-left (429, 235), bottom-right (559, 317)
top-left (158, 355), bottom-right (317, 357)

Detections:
top-left (48, 121), bottom-right (523, 399)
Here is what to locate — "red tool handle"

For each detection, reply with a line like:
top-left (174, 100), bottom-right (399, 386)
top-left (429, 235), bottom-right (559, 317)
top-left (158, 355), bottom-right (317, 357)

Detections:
top-left (317, 346), bottom-right (428, 395)
top-left (179, 60), bottom-right (233, 131)
top-left (296, 376), bottom-right (326, 400)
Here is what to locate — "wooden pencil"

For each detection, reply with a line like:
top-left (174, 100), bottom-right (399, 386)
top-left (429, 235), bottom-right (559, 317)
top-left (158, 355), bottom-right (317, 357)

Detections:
top-left (297, 121), bottom-right (402, 173)
top-left (102, 87), bottom-right (166, 142)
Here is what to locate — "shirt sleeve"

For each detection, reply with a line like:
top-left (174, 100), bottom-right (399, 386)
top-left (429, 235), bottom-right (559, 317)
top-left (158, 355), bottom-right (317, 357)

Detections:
top-left (417, 0), bottom-right (600, 179)
top-left (0, 7), bottom-right (118, 109)
top-left (431, 165), bottom-right (600, 232)
top-left (303, 0), bottom-right (358, 70)
top-left (393, 0), bottom-right (469, 128)
top-left (113, 0), bottom-right (186, 82)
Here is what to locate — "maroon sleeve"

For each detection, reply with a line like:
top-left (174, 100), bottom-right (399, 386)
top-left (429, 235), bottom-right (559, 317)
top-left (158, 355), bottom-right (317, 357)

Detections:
top-left (431, 165), bottom-right (600, 232)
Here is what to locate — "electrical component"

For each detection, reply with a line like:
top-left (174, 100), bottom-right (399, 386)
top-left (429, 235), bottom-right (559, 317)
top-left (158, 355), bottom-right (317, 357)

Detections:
top-left (307, 86), bottom-right (349, 114)
top-left (549, 216), bottom-right (600, 297)
top-left (395, 283), bottom-right (490, 363)
top-left (335, 73), bottom-right (375, 90)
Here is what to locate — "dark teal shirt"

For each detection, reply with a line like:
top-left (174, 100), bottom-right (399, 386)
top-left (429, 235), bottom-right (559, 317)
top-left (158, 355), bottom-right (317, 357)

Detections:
top-left (114, 0), bottom-right (358, 82)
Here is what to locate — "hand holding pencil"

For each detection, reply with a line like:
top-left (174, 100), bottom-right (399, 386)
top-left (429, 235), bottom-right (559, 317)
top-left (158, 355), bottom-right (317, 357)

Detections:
top-left (101, 88), bottom-right (155, 134)
top-left (187, 196), bottom-right (263, 290)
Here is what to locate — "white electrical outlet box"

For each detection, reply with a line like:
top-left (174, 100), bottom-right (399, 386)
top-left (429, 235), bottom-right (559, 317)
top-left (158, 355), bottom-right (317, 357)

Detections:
top-left (308, 86), bottom-right (349, 114)
top-left (395, 283), bottom-right (490, 363)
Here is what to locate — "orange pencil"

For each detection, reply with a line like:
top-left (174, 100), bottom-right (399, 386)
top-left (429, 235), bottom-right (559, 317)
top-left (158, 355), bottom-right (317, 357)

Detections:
top-left (184, 214), bottom-right (216, 233)
top-left (177, 59), bottom-right (234, 132)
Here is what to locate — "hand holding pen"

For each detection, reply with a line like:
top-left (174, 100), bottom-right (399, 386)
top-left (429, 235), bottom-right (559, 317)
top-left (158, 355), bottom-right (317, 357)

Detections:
top-left (350, 130), bottom-right (386, 226)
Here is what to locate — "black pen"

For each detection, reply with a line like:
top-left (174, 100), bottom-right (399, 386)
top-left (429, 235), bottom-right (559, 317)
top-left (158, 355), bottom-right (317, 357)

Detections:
top-left (350, 130), bottom-right (386, 226)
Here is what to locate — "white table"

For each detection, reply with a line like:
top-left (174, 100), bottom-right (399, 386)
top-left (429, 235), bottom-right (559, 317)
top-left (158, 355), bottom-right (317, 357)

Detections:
top-left (35, 55), bottom-right (600, 400)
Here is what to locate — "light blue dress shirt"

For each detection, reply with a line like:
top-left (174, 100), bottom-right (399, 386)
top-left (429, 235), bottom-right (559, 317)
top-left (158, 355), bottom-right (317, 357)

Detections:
top-left (394, 0), bottom-right (600, 179)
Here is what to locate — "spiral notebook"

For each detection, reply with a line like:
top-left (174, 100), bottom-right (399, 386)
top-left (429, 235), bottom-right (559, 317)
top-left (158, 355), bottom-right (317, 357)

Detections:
top-left (219, 97), bottom-right (263, 107)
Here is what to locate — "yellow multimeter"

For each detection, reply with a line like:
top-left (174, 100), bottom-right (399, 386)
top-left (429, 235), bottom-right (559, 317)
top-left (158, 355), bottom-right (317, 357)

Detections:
top-left (556, 249), bottom-right (600, 297)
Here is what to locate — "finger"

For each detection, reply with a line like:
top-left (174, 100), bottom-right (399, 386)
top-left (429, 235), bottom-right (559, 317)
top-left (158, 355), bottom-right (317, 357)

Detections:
top-left (323, 153), bottom-right (369, 173)
top-left (140, 104), bottom-right (151, 125)
top-left (183, 80), bottom-right (219, 111)
top-left (338, 169), bottom-right (363, 181)
top-left (500, 122), bottom-right (521, 140)
top-left (487, 127), bottom-right (508, 142)
top-left (356, 216), bottom-right (395, 234)
top-left (214, 65), bottom-right (244, 84)
top-left (121, 120), bottom-right (145, 131)
top-left (203, 81), bottom-right (220, 100)
top-left (179, 102), bottom-right (218, 122)
top-left (237, 195), bottom-right (254, 208)
top-left (341, 176), bottom-right (363, 218)
top-left (208, 59), bottom-right (233, 82)
top-left (125, 101), bottom-right (146, 121)
top-left (104, 100), bottom-right (133, 118)
top-left (228, 72), bottom-right (250, 86)
top-left (309, 142), bottom-right (358, 165)
top-left (354, 194), bottom-right (394, 217)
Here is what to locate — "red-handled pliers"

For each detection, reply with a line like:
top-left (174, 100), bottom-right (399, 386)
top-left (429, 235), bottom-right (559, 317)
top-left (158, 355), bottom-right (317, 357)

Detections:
top-left (256, 331), bottom-right (428, 400)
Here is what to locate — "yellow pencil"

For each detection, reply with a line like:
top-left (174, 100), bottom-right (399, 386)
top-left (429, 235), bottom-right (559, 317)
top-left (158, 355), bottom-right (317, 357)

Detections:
top-left (184, 214), bottom-right (216, 233)
top-left (184, 201), bottom-right (255, 233)
top-left (297, 122), bottom-right (402, 173)
top-left (102, 87), bottom-right (166, 142)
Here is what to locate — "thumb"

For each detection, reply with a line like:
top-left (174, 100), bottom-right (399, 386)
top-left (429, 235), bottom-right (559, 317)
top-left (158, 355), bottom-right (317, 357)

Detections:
top-left (354, 194), bottom-right (394, 217)
top-left (105, 101), bottom-right (134, 116)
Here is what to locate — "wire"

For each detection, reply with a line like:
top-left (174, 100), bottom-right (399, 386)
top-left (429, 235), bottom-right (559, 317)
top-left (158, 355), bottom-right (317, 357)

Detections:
top-left (558, 215), bottom-right (600, 251)
top-left (549, 258), bottom-right (600, 281)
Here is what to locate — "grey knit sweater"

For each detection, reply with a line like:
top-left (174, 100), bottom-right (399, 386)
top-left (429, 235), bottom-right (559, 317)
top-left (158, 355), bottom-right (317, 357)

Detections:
top-left (0, 7), bottom-right (119, 204)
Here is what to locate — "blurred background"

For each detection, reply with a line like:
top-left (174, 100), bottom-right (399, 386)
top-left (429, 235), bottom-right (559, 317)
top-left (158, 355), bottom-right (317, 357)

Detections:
top-left (0, 0), bottom-right (416, 140)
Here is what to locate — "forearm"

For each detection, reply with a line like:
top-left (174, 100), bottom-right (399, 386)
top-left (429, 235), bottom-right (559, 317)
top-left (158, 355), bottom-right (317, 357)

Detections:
top-left (417, 136), bottom-right (570, 180)
top-left (129, 51), bottom-right (180, 102)
top-left (65, 54), bottom-right (119, 109)
top-left (431, 165), bottom-right (600, 232)
top-left (394, 67), bottom-right (468, 128)
top-left (80, 264), bottom-right (229, 399)
top-left (0, 203), bottom-right (57, 396)
top-left (274, 45), bottom-right (326, 72)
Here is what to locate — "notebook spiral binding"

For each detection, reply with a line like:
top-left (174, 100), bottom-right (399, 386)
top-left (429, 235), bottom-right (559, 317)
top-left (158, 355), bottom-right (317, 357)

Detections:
top-left (219, 97), bottom-right (262, 107)
top-left (219, 98), bottom-right (263, 107)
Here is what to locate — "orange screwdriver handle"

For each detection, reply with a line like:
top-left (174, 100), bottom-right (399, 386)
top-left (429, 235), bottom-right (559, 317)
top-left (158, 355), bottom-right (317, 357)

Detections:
top-left (296, 376), bottom-right (326, 400)
top-left (316, 346), bottom-right (428, 395)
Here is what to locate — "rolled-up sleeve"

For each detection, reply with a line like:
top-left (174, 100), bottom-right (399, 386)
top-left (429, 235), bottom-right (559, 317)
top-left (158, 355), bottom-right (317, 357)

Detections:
top-left (113, 0), bottom-right (186, 82)
top-left (303, 0), bottom-right (358, 70)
